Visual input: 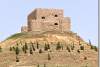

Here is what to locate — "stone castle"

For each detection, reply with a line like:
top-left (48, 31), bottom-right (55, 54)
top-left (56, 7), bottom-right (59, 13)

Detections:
top-left (21, 8), bottom-right (71, 33)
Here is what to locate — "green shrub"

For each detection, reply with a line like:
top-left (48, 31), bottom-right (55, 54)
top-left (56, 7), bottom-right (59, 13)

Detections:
top-left (37, 64), bottom-right (39, 67)
top-left (10, 47), bottom-right (12, 51)
top-left (44, 44), bottom-right (47, 51)
top-left (22, 45), bottom-right (27, 54)
top-left (91, 45), bottom-right (98, 51)
top-left (30, 46), bottom-right (33, 54)
top-left (16, 56), bottom-right (19, 62)
top-left (56, 42), bottom-right (61, 50)
top-left (0, 46), bottom-right (2, 52)
top-left (39, 49), bottom-right (43, 53)
top-left (44, 43), bottom-right (50, 51)
top-left (94, 46), bottom-right (98, 51)
top-left (71, 45), bottom-right (74, 50)
top-left (80, 46), bottom-right (84, 50)
top-left (44, 64), bottom-right (46, 67)
top-left (66, 46), bottom-right (70, 52)
top-left (15, 46), bottom-right (20, 55)
top-left (25, 42), bottom-right (28, 50)
top-left (77, 49), bottom-right (80, 53)
top-left (32, 44), bottom-right (35, 51)
top-left (36, 42), bottom-right (39, 49)
top-left (48, 53), bottom-right (51, 60)
top-left (84, 57), bottom-right (87, 60)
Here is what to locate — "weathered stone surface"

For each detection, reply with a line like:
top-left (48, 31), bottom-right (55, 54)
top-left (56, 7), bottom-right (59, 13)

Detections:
top-left (21, 8), bottom-right (71, 33)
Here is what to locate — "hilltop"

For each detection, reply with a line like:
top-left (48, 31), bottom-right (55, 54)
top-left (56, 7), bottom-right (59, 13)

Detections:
top-left (0, 31), bottom-right (98, 67)
top-left (0, 8), bottom-right (98, 67)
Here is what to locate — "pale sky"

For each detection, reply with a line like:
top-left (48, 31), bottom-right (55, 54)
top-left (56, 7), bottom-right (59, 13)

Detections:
top-left (0, 0), bottom-right (98, 46)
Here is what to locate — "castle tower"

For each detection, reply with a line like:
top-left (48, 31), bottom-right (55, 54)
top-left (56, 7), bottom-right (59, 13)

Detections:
top-left (21, 8), bottom-right (71, 33)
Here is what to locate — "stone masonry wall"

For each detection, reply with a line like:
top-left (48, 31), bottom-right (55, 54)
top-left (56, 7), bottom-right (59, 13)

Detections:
top-left (21, 26), bottom-right (28, 32)
top-left (21, 8), bottom-right (71, 33)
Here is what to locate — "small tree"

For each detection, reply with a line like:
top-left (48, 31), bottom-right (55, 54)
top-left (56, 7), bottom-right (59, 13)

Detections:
top-left (80, 46), bottom-right (84, 50)
top-left (84, 57), bottom-right (87, 60)
top-left (39, 49), bottom-right (43, 53)
top-left (0, 46), bottom-right (2, 52)
top-left (47, 44), bottom-right (50, 49)
top-left (44, 64), bottom-right (46, 67)
top-left (89, 40), bottom-right (91, 45)
top-left (77, 49), bottom-right (80, 53)
top-left (16, 56), bottom-right (19, 62)
top-left (71, 45), bottom-right (74, 50)
top-left (37, 64), bottom-right (39, 67)
top-left (79, 41), bottom-right (82, 45)
top-left (36, 42), bottom-right (39, 49)
top-left (32, 44), bottom-right (35, 51)
top-left (10, 47), bottom-right (12, 51)
top-left (22, 45), bottom-right (27, 54)
top-left (20, 41), bottom-right (22, 45)
top-left (90, 45), bottom-right (94, 50)
top-left (15, 46), bottom-right (20, 55)
top-left (44, 44), bottom-right (48, 51)
top-left (12, 46), bottom-right (16, 51)
top-left (66, 46), bottom-right (70, 52)
top-left (94, 46), bottom-right (98, 51)
top-left (16, 43), bottom-right (19, 46)
top-left (25, 42), bottom-right (28, 50)
top-left (30, 46), bottom-right (33, 54)
top-left (61, 45), bottom-right (63, 50)
top-left (56, 42), bottom-right (61, 50)
top-left (48, 53), bottom-right (51, 60)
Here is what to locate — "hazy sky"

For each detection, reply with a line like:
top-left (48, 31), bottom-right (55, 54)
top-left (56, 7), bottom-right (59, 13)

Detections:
top-left (0, 0), bottom-right (98, 46)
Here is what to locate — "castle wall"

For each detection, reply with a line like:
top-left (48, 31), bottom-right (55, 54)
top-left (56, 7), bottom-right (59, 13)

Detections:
top-left (36, 8), bottom-right (63, 20)
top-left (28, 9), bottom-right (37, 20)
top-left (28, 8), bottom-right (63, 20)
top-left (25, 8), bottom-right (71, 33)
top-left (21, 26), bottom-right (28, 32)
top-left (61, 17), bottom-right (71, 32)
top-left (41, 19), bottom-right (60, 32)
top-left (28, 20), bottom-right (42, 32)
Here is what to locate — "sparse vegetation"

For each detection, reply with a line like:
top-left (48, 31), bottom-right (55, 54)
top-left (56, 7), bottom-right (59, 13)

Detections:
top-left (94, 46), bottom-right (98, 51)
top-left (25, 42), bottom-right (28, 50)
top-left (12, 46), bottom-right (16, 51)
top-left (6, 32), bottom-right (27, 40)
top-left (77, 49), bottom-right (80, 53)
top-left (44, 43), bottom-right (50, 51)
top-left (10, 47), bottom-right (13, 51)
top-left (84, 56), bottom-right (87, 60)
top-left (91, 45), bottom-right (98, 52)
top-left (29, 46), bottom-right (33, 54)
top-left (37, 64), bottom-right (40, 67)
top-left (31, 43), bottom-right (35, 51)
top-left (80, 46), bottom-right (84, 50)
top-left (89, 39), bottom-right (91, 45)
top-left (44, 64), bottom-right (46, 67)
top-left (71, 44), bottom-right (74, 50)
top-left (66, 46), bottom-right (70, 52)
top-left (16, 56), bottom-right (19, 62)
top-left (48, 53), bottom-right (51, 60)
top-left (15, 46), bottom-right (20, 55)
top-left (44, 44), bottom-right (48, 51)
top-left (36, 42), bottom-right (39, 49)
top-left (22, 45), bottom-right (27, 54)
top-left (39, 49), bottom-right (43, 53)
top-left (0, 46), bottom-right (2, 52)
top-left (56, 42), bottom-right (61, 50)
